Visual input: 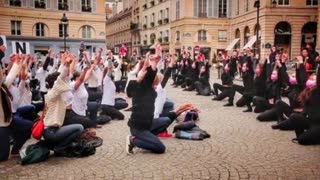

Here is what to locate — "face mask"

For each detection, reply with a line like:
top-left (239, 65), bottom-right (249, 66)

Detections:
top-left (192, 63), bottom-right (196, 69)
top-left (241, 66), bottom-right (247, 72)
top-left (289, 77), bottom-right (297, 85)
top-left (305, 80), bottom-right (316, 88)
top-left (200, 68), bottom-right (205, 73)
top-left (255, 69), bottom-right (261, 75)
top-left (270, 74), bottom-right (278, 81)
top-left (224, 66), bottom-right (229, 72)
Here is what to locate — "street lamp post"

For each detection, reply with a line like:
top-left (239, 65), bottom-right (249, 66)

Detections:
top-left (60, 13), bottom-right (69, 52)
top-left (254, 0), bottom-right (260, 57)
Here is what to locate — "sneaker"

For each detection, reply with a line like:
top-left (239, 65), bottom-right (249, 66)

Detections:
top-left (126, 135), bottom-right (134, 154)
top-left (291, 138), bottom-right (299, 144)
top-left (157, 132), bottom-right (173, 138)
top-left (271, 124), bottom-right (280, 130)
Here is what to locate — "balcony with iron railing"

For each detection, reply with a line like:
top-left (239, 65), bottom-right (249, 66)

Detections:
top-left (198, 13), bottom-right (207, 18)
top-left (143, 4), bottom-right (147, 9)
top-left (150, 0), bottom-right (155, 6)
top-left (158, 19), bottom-right (163, 25)
top-left (143, 40), bottom-right (147, 45)
top-left (150, 22), bottom-right (155, 27)
top-left (158, 38), bottom-right (163, 43)
top-left (143, 24), bottom-right (147, 29)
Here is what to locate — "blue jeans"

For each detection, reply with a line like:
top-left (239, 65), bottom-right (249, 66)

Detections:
top-left (130, 117), bottom-right (170, 154)
top-left (160, 98), bottom-right (174, 117)
top-left (87, 101), bottom-right (99, 125)
top-left (43, 124), bottom-right (84, 152)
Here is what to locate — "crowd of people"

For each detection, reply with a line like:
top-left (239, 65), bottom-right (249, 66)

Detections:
top-left (0, 41), bottom-right (319, 163)
top-left (170, 43), bottom-right (320, 146)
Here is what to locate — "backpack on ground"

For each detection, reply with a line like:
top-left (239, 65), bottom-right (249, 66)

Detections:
top-left (20, 141), bottom-right (50, 165)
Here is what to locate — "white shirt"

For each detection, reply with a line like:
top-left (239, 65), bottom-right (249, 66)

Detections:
top-left (61, 91), bottom-right (73, 108)
top-left (88, 68), bottom-right (99, 88)
top-left (154, 85), bottom-right (167, 119)
top-left (36, 67), bottom-right (48, 92)
top-left (114, 61), bottom-right (122, 82)
top-left (9, 85), bottom-right (20, 113)
top-left (101, 74), bottom-right (116, 106)
top-left (96, 67), bottom-right (103, 86)
top-left (18, 80), bottom-right (32, 107)
top-left (70, 81), bottom-right (88, 116)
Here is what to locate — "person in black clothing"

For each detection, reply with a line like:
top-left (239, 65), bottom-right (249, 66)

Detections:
top-left (232, 62), bottom-right (254, 111)
top-left (183, 61), bottom-right (199, 91)
top-left (229, 51), bottom-right (238, 78)
top-left (194, 63), bottom-right (211, 96)
top-left (290, 66), bottom-right (320, 145)
top-left (253, 57), bottom-right (288, 114)
top-left (125, 45), bottom-right (168, 154)
top-left (241, 64), bottom-right (266, 112)
top-left (212, 64), bottom-right (235, 106)
top-left (271, 62), bottom-right (307, 130)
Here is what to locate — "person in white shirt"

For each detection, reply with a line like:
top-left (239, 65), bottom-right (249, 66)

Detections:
top-left (63, 65), bottom-right (98, 129)
top-left (100, 62), bottom-right (128, 120)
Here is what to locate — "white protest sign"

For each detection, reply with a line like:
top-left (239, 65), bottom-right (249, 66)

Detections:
top-left (0, 35), bottom-right (7, 47)
top-left (12, 41), bottom-right (30, 54)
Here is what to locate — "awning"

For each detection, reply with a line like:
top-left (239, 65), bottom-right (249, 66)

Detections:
top-left (243, 36), bottom-right (257, 49)
top-left (225, 38), bottom-right (240, 51)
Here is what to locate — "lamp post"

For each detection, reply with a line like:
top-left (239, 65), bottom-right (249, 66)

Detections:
top-left (254, 0), bottom-right (260, 57)
top-left (60, 13), bottom-right (69, 52)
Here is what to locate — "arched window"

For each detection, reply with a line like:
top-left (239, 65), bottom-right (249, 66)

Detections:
top-left (301, 22), bottom-right (317, 48)
top-left (198, 30), bottom-right (207, 41)
top-left (274, 21), bottom-right (292, 56)
top-left (81, 25), bottom-right (93, 38)
top-left (244, 26), bottom-right (250, 44)
top-left (35, 23), bottom-right (46, 37)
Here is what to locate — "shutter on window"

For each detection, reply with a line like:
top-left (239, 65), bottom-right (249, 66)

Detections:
top-left (69, 0), bottom-right (74, 11)
top-left (193, 0), bottom-right (198, 17)
top-left (208, 0), bottom-right (213, 17)
top-left (228, 0), bottom-right (232, 18)
top-left (213, 0), bottom-right (218, 17)
top-left (22, 0), bottom-right (27, 6)
top-left (4, 0), bottom-right (9, 5)
top-left (31, 0), bottom-right (34, 7)
top-left (92, 0), bottom-right (97, 13)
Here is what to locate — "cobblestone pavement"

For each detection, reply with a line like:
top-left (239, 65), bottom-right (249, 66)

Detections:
top-left (1, 78), bottom-right (320, 180)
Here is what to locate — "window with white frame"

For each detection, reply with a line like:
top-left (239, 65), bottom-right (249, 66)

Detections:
top-left (34, 0), bottom-right (46, 9)
top-left (194, 0), bottom-right (207, 17)
top-left (218, 30), bottom-right (227, 41)
top-left (82, 25), bottom-right (92, 38)
top-left (11, 21), bottom-right (21, 35)
top-left (165, 8), bottom-right (169, 18)
top-left (198, 30), bottom-right (207, 41)
top-left (58, 0), bottom-right (68, 11)
top-left (82, 0), bottom-right (92, 12)
top-left (218, 0), bottom-right (227, 18)
top-left (277, 0), bottom-right (290, 5)
top-left (176, 0), bottom-right (180, 19)
top-left (36, 23), bottom-right (46, 37)
top-left (306, 0), bottom-right (318, 5)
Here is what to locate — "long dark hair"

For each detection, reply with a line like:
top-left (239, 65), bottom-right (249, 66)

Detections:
top-left (298, 86), bottom-right (317, 106)
top-left (1, 83), bottom-right (12, 122)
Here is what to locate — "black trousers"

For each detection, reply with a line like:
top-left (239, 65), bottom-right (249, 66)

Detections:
top-left (101, 104), bottom-right (126, 120)
top-left (184, 78), bottom-right (196, 91)
top-left (195, 82), bottom-right (211, 96)
top-left (115, 80), bottom-right (126, 93)
top-left (252, 96), bottom-right (273, 113)
top-left (176, 74), bottom-right (186, 86)
top-left (64, 110), bottom-right (96, 129)
top-left (290, 113), bottom-right (320, 145)
top-left (213, 83), bottom-right (235, 103)
top-left (232, 84), bottom-right (246, 107)
top-left (87, 87), bottom-right (103, 102)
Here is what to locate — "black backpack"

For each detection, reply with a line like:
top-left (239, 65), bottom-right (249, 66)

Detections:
top-left (57, 139), bottom-right (96, 158)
